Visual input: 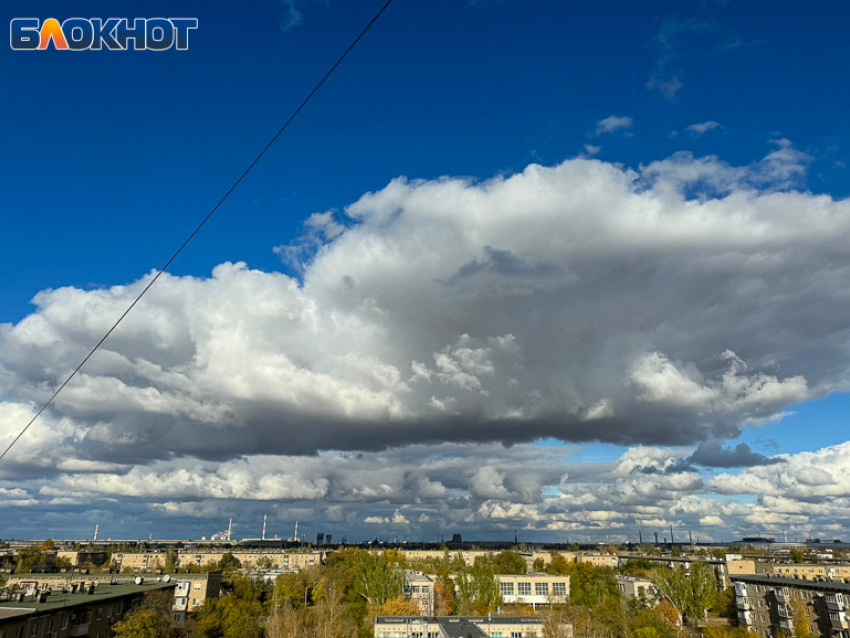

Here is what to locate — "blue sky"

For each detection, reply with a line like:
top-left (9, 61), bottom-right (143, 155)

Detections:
top-left (3, 0), bottom-right (850, 323)
top-left (2, 0), bottom-right (850, 540)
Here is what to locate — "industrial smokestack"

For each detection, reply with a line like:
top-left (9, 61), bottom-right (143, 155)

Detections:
top-left (262, 514), bottom-right (267, 541)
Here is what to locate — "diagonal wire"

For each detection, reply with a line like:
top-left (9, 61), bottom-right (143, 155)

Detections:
top-left (0, 0), bottom-right (396, 463)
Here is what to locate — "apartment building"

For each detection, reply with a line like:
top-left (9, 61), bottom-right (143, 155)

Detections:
top-left (111, 551), bottom-right (169, 572)
top-left (520, 553), bottom-right (576, 571)
top-left (5, 572), bottom-right (221, 623)
top-left (405, 573), bottom-right (436, 615)
top-left (616, 575), bottom-right (658, 605)
top-left (769, 564), bottom-right (850, 581)
top-left (0, 580), bottom-right (175, 637)
top-left (399, 551), bottom-right (495, 567)
top-left (56, 550), bottom-right (110, 567)
top-left (374, 616), bottom-right (572, 638)
top-left (178, 550), bottom-right (323, 570)
top-left (732, 574), bottom-right (850, 638)
top-left (496, 574), bottom-right (569, 607)
top-left (576, 554), bottom-right (617, 569)
top-left (111, 549), bottom-right (323, 572)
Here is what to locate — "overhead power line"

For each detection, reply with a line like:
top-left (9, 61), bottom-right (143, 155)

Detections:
top-left (0, 0), bottom-right (396, 463)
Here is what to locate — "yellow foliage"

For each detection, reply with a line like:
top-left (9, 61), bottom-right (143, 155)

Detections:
top-left (374, 595), bottom-right (421, 616)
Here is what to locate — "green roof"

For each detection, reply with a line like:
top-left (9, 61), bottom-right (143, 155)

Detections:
top-left (0, 582), bottom-right (175, 613)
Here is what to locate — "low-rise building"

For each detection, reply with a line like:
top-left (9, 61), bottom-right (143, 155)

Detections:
top-left (405, 573), bottom-right (436, 615)
top-left (497, 574), bottom-right (569, 607)
top-left (0, 579), bottom-right (175, 637)
top-left (616, 575), bottom-right (658, 605)
top-left (374, 616), bottom-right (572, 638)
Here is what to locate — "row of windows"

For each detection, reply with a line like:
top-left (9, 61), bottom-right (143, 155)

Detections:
top-left (0, 601), bottom-right (126, 638)
top-left (499, 582), bottom-right (567, 596)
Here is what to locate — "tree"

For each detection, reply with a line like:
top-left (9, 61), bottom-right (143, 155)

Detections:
top-left (536, 603), bottom-right (572, 638)
top-left (376, 595), bottom-right (421, 616)
top-left (653, 564), bottom-right (713, 622)
top-left (275, 571), bottom-right (312, 608)
top-left (570, 563), bottom-right (619, 608)
top-left (217, 552), bottom-right (241, 572)
top-left (15, 546), bottom-right (50, 573)
top-left (192, 596), bottom-right (262, 638)
top-left (39, 539), bottom-right (55, 551)
top-left (632, 628), bottom-right (660, 638)
top-left (112, 590), bottom-right (175, 638)
top-left (655, 599), bottom-right (682, 628)
top-left (456, 559), bottom-right (501, 614)
top-left (546, 553), bottom-right (575, 576)
top-left (352, 552), bottom-right (405, 607)
top-left (164, 549), bottom-right (177, 574)
top-left (314, 576), bottom-right (355, 638)
top-left (384, 549), bottom-right (406, 565)
top-left (266, 600), bottom-right (308, 638)
top-left (791, 598), bottom-right (812, 638)
top-left (631, 607), bottom-right (677, 638)
top-left (710, 587), bottom-right (736, 619)
top-left (492, 550), bottom-right (527, 575)
top-left (790, 549), bottom-right (805, 564)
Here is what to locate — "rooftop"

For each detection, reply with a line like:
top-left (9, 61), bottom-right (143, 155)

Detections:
top-left (0, 582), bottom-right (175, 613)
top-left (375, 616), bottom-right (548, 624)
top-left (732, 574), bottom-right (850, 592)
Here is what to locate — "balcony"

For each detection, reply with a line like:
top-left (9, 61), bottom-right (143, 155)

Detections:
top-left (829, 613), bottom-right (850, 629)
top-left (738, 612), bottom-right (753, 625)
top-left (826, 595), bottom-right (846, 611)
top-left (778, 605), bottom-right (791, 618)
top-left (737, 598), bottom-right (752, 610)
top-left (69, 625), bottom-right (90, 637)
top-left (779, 620), bottom-right (793, 631)
top-left (776, 588), bottom-right (789, 603)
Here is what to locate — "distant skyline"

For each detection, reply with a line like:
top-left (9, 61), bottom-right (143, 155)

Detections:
top-left (2, 0), bottom-right (850, 540)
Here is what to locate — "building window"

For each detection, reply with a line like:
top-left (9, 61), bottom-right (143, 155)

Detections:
top-left (61, 616), bottom-right (68, 630)
top-left (518, 583), bottom-right (532, 596)
top-left (535, 583), bottom-right (549, 596)
top-left (553, 583), bottom-right (567, 595)
top-left (491, 633), bottom-right (503, 638)
top-left (512, 633), bottom-right (523, 638)
top-left (97, 608), bottom-right (103, 620)
top-left (501, 582), bottom-right (515, 596)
